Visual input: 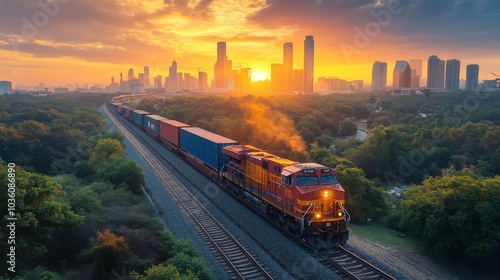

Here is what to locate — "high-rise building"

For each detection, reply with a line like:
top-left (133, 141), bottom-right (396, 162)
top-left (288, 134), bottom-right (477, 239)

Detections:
top-left (304, 36), bottom-right (314, 93)
top-left (214, 41), bottom-right (232, 89)
top-left (154, 75), bottom-right (162, 88)
top-left (409, 59), bottom-right (423, 86)
top-left (271, 63), bottom-right (284, 92)
top-left (393, 60), bottom-right (412, 88)
top-left (198, 71), bottom-right (208, 90)
top-left (283, 42), bottom-right (293, 92)
top-left (293, 69), bottom-right (304, 92)
top-left (445, 59), bottom-right (460, 92)
top-left (128, 68), bottom-right (134, 80)
top-left (168, 60), bottom-right (177, 91)
top-left (465, 64), bottom-right (479, 91)
top-left (372, 61), bottom-right (387, 91)
top-left (0, 81), bottom-right (12, 95)
top-left (427, 55), bottom-right (445, 89)
top-left (144, 66), bottom-right (150, 88)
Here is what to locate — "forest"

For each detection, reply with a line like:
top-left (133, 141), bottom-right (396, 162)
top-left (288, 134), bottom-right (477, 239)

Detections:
top-left (135, 90), bottom-right (500, 265)
top-left (0, 93), bottom-right (213, 279)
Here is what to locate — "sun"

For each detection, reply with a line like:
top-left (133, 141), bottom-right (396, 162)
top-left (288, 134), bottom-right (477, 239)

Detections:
top-left (251, 71), bottom-right (269, 81)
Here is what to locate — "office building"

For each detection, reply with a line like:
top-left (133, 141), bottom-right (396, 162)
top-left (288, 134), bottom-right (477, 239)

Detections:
top-left (128, 68), bottom-right (134, 80)
top-left (304, 36), bottom-right (314, 93)
top-left (427, 55), bottom-right (445, 89)
top-left (271, 63), bottom-right (284, 92)
top-left (0, 81), bottom-right (12, 95)
top-left (393, 60), bottom-right (412, 88)
top-left (168, 60), bottom-right (177, 91)
top-left (214, 41), bottom-right (232, 89)
top-left (465, 64), bottom-right (479, 91)
top-left (283, 42), bottom-right (293, 92)
top-left (293, 69), bottom-right (304, 92)
top-left (409, 59), bottom-right (423, 86)
top-left (144, 66), bottom-right (150, 88)
top-left (372, 61), bottom-right (387, 91)
top-left (198, 71), bottom-right (208, 90)
top-left (445, 59), bottom-right (460, 92)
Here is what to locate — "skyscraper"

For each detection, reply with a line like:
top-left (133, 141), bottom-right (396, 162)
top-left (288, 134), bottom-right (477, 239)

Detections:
top-left (198, 71), bottom-right (208, 90)
top-left (427, 55), bottom-right (445, 89)
top-left (393, 60), bottom-right (412, 88)
top-left (304, 36), bottom-right (314, 93)
top-left (128, 68), bottom-right (134, 80)
top-left (409, 59), bottom-right (422, 87)
top-left (144, 66), bottom-right (150, 88)
top-left (271, 63), bottom-right (284, 92)
top-left (445, 59), bottom-right (460, 92)
top-left (214, 41), bottom-right (232, 89)
top-left (465, 64), bottom-right (479, 91)
top-left (0, 81), bottom-right (12, 95)
top-left (168, 60), bottom-right (177, 91)
top-left (372, 61), bottom-right (387, 91)
top-left (283, 42), bottom-right (293, 92)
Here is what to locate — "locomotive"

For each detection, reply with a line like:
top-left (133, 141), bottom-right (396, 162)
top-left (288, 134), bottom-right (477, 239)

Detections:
top-left (109, 96), bottom-right (350, 248)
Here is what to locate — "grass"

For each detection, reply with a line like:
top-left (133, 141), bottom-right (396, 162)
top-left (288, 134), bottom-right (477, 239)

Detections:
top-left (349, 223), bottom-right (420, 248)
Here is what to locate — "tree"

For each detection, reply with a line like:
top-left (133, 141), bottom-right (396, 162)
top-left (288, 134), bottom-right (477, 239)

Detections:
top-left (338, 118), bottom-right (358, 137)
top-left (86, 229), bottom-right (131, 278)
top-left (97, 157), bottom-right (145, 194)
top-left (88, 138), bottom-right (125, 168)
top-left (398, 175), bottom-right (500, 263)
top-left (0, 160), bottom-right (81, 271)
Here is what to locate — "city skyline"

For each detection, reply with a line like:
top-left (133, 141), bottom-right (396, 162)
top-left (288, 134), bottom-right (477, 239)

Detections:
top-left (1, 0), bottom-right (500, 87)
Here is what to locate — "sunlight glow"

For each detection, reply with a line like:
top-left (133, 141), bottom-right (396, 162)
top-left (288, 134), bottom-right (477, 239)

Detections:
top-left (251, 71), bottom-right (269, 81)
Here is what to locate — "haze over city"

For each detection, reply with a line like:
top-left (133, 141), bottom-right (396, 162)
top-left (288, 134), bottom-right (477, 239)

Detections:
top-left (1, 0), bottom-right (499, 88)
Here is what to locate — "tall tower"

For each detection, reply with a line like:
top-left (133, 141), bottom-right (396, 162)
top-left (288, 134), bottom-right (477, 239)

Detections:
top-left (427, 55), bottom-right (445, 89)
top-left (409, 59), bottom-right (423, 86)
top-left (372, 61), bottom-right (387, 91)
top-left (393, 60), bottom-right (412, 88)
top-left (283, 42), bottom-right (293, 91)
top-left (214, 41), bottom-right (231, 89)
top-left (168, 61), bottom-right (178, 91)
top-left (445, 59), bottom-right (460, 92)
top-left (144, 66), bottom-right (150, 88)
top-left (128, 68), bottom-right (134, 80)
top-left (465, 64), bottom-right (479, 91)
top-left (304, 36), bottom-right (314, 93)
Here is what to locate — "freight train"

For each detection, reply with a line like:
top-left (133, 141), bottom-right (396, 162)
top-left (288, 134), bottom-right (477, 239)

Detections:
top-left (108, 97), bottom-right (350, 248)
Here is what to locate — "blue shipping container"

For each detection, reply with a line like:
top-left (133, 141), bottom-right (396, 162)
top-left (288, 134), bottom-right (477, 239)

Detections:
top-left (144, 114), bottom-right (168, 136)
top-left (132, 110), bottom-right (150, 126)
top-left (180, 127), bottom-right (238, 171)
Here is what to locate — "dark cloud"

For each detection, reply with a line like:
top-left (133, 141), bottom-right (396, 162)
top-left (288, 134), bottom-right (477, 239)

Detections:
top-left (162, 0), bottom-right (215, 19)
top-left (249, 0), bottom-right (500, 52)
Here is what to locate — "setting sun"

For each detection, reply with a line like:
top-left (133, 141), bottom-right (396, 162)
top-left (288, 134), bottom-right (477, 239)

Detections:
top-left (251, 71), bottom-right (269, 81)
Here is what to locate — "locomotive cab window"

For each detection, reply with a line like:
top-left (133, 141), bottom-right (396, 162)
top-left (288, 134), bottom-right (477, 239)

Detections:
top-left (321, 174), bottom-right (338, 185)
top-left (296, 175), bottom-right (319, 186)
top-left (282, 175), bottom-right (293, 186)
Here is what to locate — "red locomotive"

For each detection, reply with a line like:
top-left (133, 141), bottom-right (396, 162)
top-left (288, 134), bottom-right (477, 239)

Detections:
top-left (222, 145), bottom-right (349, 248)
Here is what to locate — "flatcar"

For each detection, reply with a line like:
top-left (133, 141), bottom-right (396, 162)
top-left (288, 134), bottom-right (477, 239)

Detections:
top-left (107, 97), bottom-right (350, 248)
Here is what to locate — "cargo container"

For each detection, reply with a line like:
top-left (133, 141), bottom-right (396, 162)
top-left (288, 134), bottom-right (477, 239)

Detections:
top-left (132, 110), bottom-right (150, 126)
top-left (180, 127), bottom-right (238, 171)
top-left (160, 119), bottom-right (190, 147)
top-left (120, 106), bottom-right (129, 115)
top-left (144, 114), bottom-right (168, 136)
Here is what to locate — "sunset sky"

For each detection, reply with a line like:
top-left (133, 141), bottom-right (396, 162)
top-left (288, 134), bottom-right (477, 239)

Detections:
top-left (1, 0), bottom-right (499, 88)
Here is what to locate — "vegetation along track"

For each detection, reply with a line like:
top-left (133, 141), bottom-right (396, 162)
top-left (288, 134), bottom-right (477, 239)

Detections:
top-left (104, 105), bottom-right (274, 280)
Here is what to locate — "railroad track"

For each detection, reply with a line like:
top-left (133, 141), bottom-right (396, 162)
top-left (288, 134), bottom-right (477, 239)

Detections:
top-left (315, 246), bottom-right (396, 280)
top-left (104, 105), bottom-right (273, 280)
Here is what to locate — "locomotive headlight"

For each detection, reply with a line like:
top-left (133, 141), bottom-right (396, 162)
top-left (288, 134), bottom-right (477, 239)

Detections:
top-left (315, 213), bottom-right (321, 219)
top-left (337, 211), bottom-right (343, 217)
top-left (323, 191), bottom-right (329, 198)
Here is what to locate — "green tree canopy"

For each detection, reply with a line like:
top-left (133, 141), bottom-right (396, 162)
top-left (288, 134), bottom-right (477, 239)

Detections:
top-left (398, 175), bottom-right (500, 263)
top-left (88, 138), bottom-right (125, 168)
